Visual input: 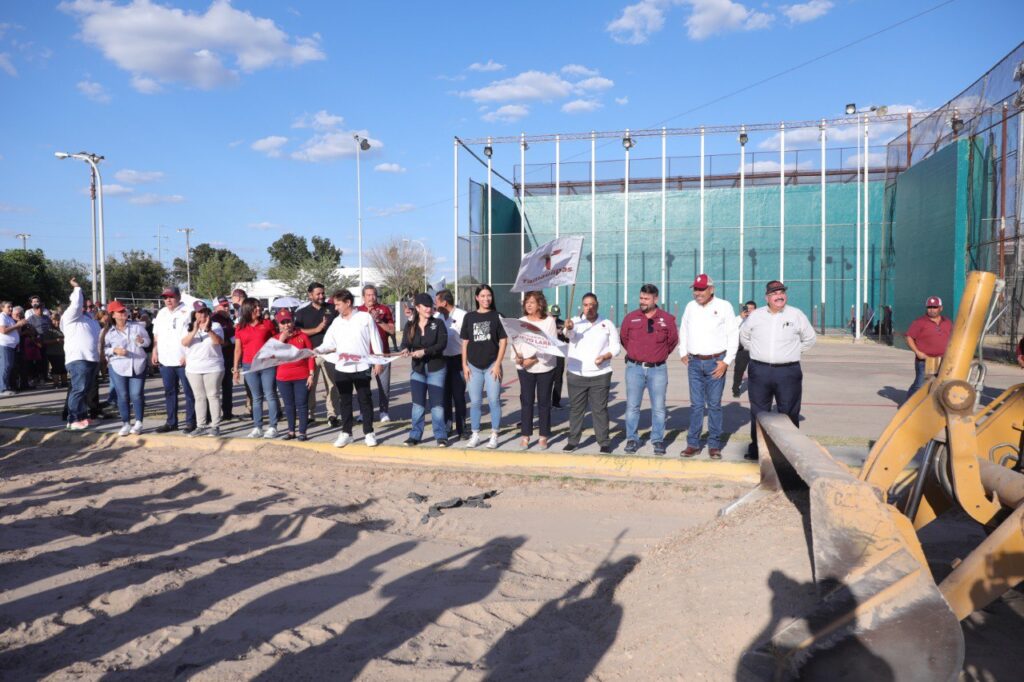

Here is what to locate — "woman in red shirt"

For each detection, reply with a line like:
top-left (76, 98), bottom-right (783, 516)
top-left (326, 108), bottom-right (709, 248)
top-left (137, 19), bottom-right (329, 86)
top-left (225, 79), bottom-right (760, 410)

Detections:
top-left (274, 309), bottom-right (314, 440)
top-left (232, 298), bottom-right (279, 438)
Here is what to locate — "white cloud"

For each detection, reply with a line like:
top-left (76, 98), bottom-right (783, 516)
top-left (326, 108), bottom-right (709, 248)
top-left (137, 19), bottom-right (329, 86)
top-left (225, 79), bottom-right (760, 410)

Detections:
top-left (561, 64), bottom-right (599, 77)
top-left (251, 135), bottom-right (289, 158)
top-left (374, 162), bottom-right (407, 173)
top-left (482, 104), bottom-right (530, 123)
top-left (842, 151), bottom-right (888, 169)
top-left (0, 202), bottom-right (28, 212)
top-left (436, 73), bottom-right (466, 82)
top-left (59, 0), bottom-right (325, 92)
top-left (292, 109), bottom-right (344, 130)
top-left (114, 169), bottom-right (164, 184)
top-left (0, 52), bottom-right (17, 77)
top-left (575, 76), bottom-right (614, 92)
top-left (290, 130), bottom-right (382, 163)
top-left (562, 99), bottom-right (602, 114)
top-left (746, 159), bottom-right (816, 173)
top-left (685, 0), bottom-right (773, 40)
top-left (757, 105), bottom-right (919, 150)
top-left (468, 59), bottom-right (504, 72)
top-left (782, 0), bottom-right (833, 23)
top-left (248, 221), bottom-right (279, 230)
top-left (100, 183), bottom-right (134, 196)
top-left (129, 193), bottom-right (185, 205)
top-left (615, 96), bottom-right (629, 105)
top-left (607, 0), bottom-right (669, 45)
top-left (368, 203), bottom-right (416, 217)
top-left (76, 79), bottom-right (110, 103)
top-left (461, 71), bottom-right (573, 103)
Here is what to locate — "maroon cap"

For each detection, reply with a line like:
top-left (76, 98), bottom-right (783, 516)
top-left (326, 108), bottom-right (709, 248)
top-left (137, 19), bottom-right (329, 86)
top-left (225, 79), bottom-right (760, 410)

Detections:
top-left (193, 301), bottom-right (210, 313)
top-left (926, 296), bottom-right (942, 308)
top-left (691, 274), bottom-right (714, 290)
top-left (765, 280), bottom-right (788, 294)
top-left (275, 308), bottom-right (293, 323)
top-left (161, 286), bottom-right (181, 298)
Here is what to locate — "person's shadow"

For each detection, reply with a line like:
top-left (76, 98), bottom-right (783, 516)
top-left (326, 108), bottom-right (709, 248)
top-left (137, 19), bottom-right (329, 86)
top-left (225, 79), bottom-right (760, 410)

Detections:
top-left (482, 554), bottom-right (639, 680)
top-left (877, 386), bottom-right (906, 405)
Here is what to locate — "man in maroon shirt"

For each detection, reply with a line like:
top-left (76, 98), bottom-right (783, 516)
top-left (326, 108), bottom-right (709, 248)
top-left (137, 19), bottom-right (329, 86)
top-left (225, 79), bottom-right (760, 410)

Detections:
top-left (905, 295), bottom-right (953, 402)
top-left (620, 283), bottom-right (679, 455)
top-left (358, 284), bottom-right (396, 421)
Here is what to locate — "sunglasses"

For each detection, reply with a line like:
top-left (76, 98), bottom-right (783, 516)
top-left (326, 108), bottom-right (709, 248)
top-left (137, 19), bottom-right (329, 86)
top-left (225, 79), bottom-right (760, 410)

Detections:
top-left (279, 319), bottom-right (293, 324)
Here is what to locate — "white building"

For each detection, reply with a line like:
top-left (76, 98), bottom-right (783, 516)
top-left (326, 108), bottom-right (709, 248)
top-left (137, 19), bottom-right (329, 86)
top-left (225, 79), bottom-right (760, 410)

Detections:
top-left (232, 266), bottom-right (387, 307)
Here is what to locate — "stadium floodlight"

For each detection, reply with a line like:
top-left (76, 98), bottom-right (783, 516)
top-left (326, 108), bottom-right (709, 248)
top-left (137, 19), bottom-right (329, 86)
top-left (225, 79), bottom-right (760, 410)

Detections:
top-left (622, 133), bottom-right (636, 150)
top-left (353, 134), bottom-right (371, 287)
top-left (845, 103), bottom-right (856, 115)
top-left (951, 111), bottom-right (965, 136)
top-left (738, 131), bottom-right (748, 146)
top-left (54, 152), bottom-right (70, 159)
top-left (483, 143), bottom-right (493, 158)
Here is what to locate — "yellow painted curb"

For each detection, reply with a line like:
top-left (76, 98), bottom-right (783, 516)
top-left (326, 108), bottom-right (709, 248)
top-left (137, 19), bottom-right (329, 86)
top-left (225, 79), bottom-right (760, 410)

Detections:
top-left (0, 426), bottom-right (760, 484)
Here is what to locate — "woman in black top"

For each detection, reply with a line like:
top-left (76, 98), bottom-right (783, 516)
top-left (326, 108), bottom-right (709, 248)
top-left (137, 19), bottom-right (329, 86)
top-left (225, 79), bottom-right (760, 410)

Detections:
top-left (460, 284), bottom-right (508, 449)
top-left (400, 292), bottom-right (449, 446)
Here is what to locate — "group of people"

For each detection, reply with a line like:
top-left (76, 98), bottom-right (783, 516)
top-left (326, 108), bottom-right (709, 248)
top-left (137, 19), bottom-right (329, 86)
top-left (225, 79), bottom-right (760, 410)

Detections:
top-left (8, 271), bottom-right (962, 459)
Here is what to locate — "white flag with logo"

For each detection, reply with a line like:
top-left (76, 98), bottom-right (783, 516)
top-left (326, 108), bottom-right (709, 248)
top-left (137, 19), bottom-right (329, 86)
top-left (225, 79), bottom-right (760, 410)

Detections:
top-left (500, 318), bottom-right (568, 358)
top-left (245, 338), bottom-right (314, 374)
top-left (511, 236), bottom-right (584, 293)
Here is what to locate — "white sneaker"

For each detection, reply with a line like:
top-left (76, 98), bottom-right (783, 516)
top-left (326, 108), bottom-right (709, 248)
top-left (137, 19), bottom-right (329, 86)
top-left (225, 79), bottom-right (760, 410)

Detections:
top-left (118, 422), bottom-right (131, 437)
top-left (263, 427), bottom-right (278, 439)
top-left (0, 390), bottom-right (15, 397)
top-left (130, 420), bottom-right (143, 435)
top-left (467, 431), bottom-right (481, 448)
top-left (379, 412), bottom-right (391, 423)
top-left (247, 427), bottom-right (263, 439)
top-left (364, 433), bottom-right (378, 447)
top-left (333, 432), bottom-right (353, 448)
top-left (487, 432), bottom-right (499, 449)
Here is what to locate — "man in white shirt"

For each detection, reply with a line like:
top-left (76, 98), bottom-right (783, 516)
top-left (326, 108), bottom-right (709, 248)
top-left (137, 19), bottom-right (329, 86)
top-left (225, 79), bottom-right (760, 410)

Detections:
top-left (151, 286), bottom-right (196, 434)
top-left (563, 292), bottom-right (620, 454)
top-left (677, 274), bottom-right (738, 459)
top-left (60, 278), bottom-right (100, 429)
top-left (316, 288), bottom-right (384, 448)
top-left (434, 289), bottom-right (467, 439)
top-left (739, 280), bottom-right (817, 460)
top-left (731, 300), bottom-right (757, 398)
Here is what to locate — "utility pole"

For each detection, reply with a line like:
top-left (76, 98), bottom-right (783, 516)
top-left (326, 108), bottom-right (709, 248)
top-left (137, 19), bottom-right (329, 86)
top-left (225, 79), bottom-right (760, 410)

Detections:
top-left (154, 225), bottom-right (168, 267)
top-left (14, 233), bottom-right (30, 250)
top-left (177, 226), bottom-right (195, 294)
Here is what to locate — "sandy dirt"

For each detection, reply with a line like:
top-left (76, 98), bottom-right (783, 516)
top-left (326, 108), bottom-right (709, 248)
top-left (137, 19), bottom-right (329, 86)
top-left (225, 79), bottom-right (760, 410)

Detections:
top-left (1, 435), bottom-right (1021, 680)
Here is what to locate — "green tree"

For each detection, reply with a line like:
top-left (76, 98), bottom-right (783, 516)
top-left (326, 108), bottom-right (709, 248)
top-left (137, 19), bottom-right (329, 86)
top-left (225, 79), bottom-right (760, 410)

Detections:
top-left (309, 236), bottom-right (343, 265)
top-left (192, 252), bottom-right (257, 299)
top-left (267, 233), bottom-right (345, 280)
top-left (105, 250), bottom-right (168, 297)
top-left (0, 249), bottom-right (62, 307)
top-left (172, 242), bottom-right (238, 284)
top-left (274, 257), bottom-right (356, 298)
top-left (267, 233), bottom-right (310, 276)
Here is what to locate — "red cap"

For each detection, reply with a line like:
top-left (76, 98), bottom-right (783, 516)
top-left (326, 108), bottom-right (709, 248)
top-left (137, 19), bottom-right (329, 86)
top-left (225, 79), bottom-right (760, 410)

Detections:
top-left (161, 286), bottom-right (181, 298)
top-left (691, 274), bottom-right (714, 290)
top-left (107, 300), bottom-right (126, 313)
top-left (274, 309), bottom-right (293, 323)
top-left (926, 296), bottom-right (942, 308)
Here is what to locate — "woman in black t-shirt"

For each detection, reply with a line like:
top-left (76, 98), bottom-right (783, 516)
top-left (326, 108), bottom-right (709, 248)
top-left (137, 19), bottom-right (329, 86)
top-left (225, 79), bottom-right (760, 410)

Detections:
top-left (460, 285), bottom-right (507, 449)
top-left (400, 293), bottom-right (449, 446)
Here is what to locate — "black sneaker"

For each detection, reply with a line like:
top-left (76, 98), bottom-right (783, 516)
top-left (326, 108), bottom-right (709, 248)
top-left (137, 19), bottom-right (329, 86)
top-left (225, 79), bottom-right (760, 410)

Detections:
top-left (282, 433), bottom-right (294, 441)
top-left (436, 439), bottom-right (448, 448)
top-left (563, 443), bottom-right (577, 452)
top-left (155, 423), bottom-right (175, 433)
top-left (328, 416), bottom-right (340, 428)
top-left (653, 442), bottom-right (667, 456)
top-left (297, 434), bottom-right (308, 442)
top-left (744, 449), bottom-right (759, 461)
top-left (624, 440), bottom-right (640, 454)
top-left (732, 390), bottom-right (741, 398)
top-left (181, 426), bottom-right (195, 436)
top-left (404, 438), bottom-right (418, 447)
top-left (599, 444), bottom-right (614, 455)
top-left (307, 418), bottom-right (317, 426)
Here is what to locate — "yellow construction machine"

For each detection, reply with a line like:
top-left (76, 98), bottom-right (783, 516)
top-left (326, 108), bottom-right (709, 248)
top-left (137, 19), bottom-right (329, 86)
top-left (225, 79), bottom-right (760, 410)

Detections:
top-left (728, 271), bottom-right (1024, 681)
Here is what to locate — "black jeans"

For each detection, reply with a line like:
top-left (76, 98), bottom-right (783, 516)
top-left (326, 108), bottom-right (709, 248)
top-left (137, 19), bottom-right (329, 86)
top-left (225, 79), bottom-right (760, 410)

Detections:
top-left (221, 345), bottom-right (235, 418)
top-left (518, 369), bottom-right (555, 438)
top-left (551, 356), bottom-right (565, 407)
top-left (442, 355), bottom-right (467, 434)
top-left (747, 361), bottom-right (803, 452)
top-left (334, 369), bottom-right (374, 436)
top-left (732, 348), bottom-right (750, 394)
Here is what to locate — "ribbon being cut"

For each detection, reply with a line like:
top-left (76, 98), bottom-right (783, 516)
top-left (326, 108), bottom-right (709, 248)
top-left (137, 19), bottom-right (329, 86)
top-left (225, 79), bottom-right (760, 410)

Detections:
top-left (319, 351), bottom-right (398, 366)
top-left (245, 339), bottom-right (315, 374)
top-left (500, 318), bottom-right (568, 358)
top-left (511, 236), bottom-right (584, 293)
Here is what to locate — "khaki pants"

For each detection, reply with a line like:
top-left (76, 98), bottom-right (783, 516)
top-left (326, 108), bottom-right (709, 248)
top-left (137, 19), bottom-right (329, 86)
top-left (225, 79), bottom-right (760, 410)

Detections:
top-left (310, 355), bottom-right (340, 419)
top-left (187, 370), bottom-right (223, 428)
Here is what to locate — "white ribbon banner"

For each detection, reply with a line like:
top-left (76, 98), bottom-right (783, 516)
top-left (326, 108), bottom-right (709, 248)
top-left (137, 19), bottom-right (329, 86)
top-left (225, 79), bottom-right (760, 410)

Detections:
top-left (500, 318), bottom-right (568, 358)
top-left (511, 235), bottom-right (584, 293)
top-left (245, 338), bottom-right (315, 374)
top-left (320, 351), bottom-right (398, 367)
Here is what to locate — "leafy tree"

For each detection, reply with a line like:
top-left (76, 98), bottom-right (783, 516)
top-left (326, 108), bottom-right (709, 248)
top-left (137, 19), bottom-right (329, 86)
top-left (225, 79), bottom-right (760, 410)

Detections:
top-left (366, 237), bottom-right (435, 300)
top-left (309, 236), bottom-right (343, 265)
top-left (267, 233), bottom-right (311, 275)
top-left (172, 242), bottom-right (240, 285)
top-left (105, 250), bottom-right (168, 298)
top-left (274, 258), bottom-right (356, 298)
top-left (267, 233), bottom-right (344, 279)
top-left (192, 252), bottom-right (256, 299)
top-left (0, 249), bottom-right (63, 307)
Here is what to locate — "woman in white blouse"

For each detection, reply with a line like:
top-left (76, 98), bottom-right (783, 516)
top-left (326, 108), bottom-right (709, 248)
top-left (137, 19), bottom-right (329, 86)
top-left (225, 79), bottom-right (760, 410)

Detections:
top-left (180, 302), bottom-right (225, 437)
top-left (103, 300), bottom-right (150, 436)
top-left (513, 291), bottom-right (558, 449)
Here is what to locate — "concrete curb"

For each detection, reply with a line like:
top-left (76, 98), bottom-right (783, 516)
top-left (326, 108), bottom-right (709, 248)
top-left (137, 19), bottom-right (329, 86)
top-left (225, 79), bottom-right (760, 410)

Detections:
top-left (0, 426), bottom-right (761, 484)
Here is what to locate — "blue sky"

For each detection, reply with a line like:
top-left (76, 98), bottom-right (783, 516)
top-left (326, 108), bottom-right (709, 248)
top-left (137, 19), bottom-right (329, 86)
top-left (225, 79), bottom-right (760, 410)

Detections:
top-left (1, 0), bottom-right (1021, 284)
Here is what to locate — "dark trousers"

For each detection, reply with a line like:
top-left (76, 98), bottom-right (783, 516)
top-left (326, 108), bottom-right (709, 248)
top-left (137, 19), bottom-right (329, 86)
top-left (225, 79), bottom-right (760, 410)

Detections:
top-left (278, 379), bottom-right (309, 435)
top-left (906, 358), bottom-right (927, 401)
top-left (552, 356), bottom-right (565, 407)
top-left (442, 355), bottom-right (467, 434)
top-left (159, 364), bottom-right (196, 429)
top-left (334, 369), bottom-right (374, 436)
top-left (747, 360), bottom-right (803, 453)
top-left (567, 372), bottom-right (611, 446)
top-left (732, 348), bottom-right (750, 394)
top-left (64, 360), bottom-right (98, 422)
top-left (518, 369), bottom-right (554, 438)
top-left (221, 345), bottom-right (235, 419)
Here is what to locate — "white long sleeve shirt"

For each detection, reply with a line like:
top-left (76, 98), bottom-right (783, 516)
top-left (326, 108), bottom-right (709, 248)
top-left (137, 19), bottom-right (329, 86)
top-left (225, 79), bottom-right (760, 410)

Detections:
top-left (677, 296), bottom-right (739, 365)
top-left (104, 321), bottom-right (150, 376)
top-left (739, 305), bottom-right (817, 364)
top-left (319, 309), bottom-right (384, 373)
top-left (566, 315), bottom-right (621, 377)
top-left (153, 303), bottom-right (191, 367)
top-left (61, 287), bottom-right (100, 364)
top-left (435, 306), bottom-right (467, 357)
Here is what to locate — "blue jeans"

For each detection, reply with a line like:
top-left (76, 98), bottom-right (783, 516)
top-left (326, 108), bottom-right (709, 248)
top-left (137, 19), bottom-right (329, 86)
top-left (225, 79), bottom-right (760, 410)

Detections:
top-left (242, 364), bottom-right (279, 429)
top-left (410, 366), bottom-right (447, 441)
top-left (278, 379), bottom-right (309, 435)
top-left (624, 361), bottom-right (668, 444)
top-left (66, 360), bottom-right (98, 422)
top-left (468, 365), bottom-right (502, 433)
top-left (0, 346), bottom-right (13, 392)
top-left (110, 371), bottom-right (145, 424)
top-left (687, 355), bottom-right (727, 448)
top-left (906, 358), bottom-right (927, 401)
top-left (159, 364), bottom-right (196, 429)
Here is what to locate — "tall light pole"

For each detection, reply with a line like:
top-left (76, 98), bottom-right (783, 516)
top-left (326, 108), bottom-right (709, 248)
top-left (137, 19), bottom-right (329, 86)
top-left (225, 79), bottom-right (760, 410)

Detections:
top-left (177, 227), bottom-right (195, 294)
top-left (14, 233), bottom-right (30, 250)
top-left (55, 151), bottom-right (107, 303)
top-left (154, 224), bottom-right (168, 267)
top-left (353, 134), bottom-right (371, 289)
top-left (404, 238), bottom-right (429, 291)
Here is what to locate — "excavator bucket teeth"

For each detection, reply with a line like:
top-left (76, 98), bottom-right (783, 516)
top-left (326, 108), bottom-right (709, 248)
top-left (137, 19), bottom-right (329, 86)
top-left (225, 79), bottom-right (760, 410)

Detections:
top-left (731, 413), bottom-right (964, 681)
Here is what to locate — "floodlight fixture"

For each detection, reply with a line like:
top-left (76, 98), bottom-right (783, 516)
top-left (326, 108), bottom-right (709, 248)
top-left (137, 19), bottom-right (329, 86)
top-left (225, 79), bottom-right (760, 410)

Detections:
top-left (845, 103), bottom-right (856, 115)
top-left (951, 111), bottom-right (965, 136)
top-left (483, 144), bottom-right (493, 158)
top-left (738, 130), bottom-right (748, 146)
top-left (622, 133), bottom-right (636, 150)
